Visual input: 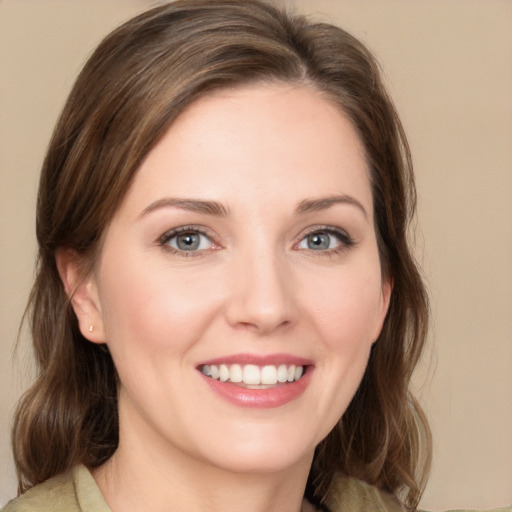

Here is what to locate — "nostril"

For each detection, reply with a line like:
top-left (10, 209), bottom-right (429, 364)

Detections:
top-left (233, 318), bottom-right (292, 335)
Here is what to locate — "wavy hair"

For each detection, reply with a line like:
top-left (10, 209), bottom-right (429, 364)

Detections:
top-left (12, 1), bottom-right (431, 509)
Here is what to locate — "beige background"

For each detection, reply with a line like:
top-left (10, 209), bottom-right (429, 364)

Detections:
top-left (1, 0), bottom-right (511, 509)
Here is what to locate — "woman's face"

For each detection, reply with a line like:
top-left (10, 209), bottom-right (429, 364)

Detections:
top-left (80, 84), bottom-right (391, 476)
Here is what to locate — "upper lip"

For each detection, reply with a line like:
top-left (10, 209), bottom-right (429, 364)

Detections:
top-left (197, 353), bottom-right (313, 368)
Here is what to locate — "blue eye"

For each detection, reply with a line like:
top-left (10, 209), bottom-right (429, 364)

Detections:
top-left (297, 228), bottom-right (352, 252)
top-left (161, 228), bottom-right (214, 253)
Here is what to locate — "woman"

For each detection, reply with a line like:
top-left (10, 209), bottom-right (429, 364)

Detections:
top-left (5, 1), bottom-right (431, 511)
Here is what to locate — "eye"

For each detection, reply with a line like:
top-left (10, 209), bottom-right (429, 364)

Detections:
top-left (160, 227), bottom-right (215, 254)
top-left (296, 228), bottom-right (353, 252)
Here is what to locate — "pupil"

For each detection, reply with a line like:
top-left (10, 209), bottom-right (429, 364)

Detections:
top-left (177, 233), bottom-right (199, 250)
top-left (308, 232), bottom-right (329, 250)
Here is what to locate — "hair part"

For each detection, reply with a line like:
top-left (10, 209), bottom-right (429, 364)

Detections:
top-left (12, 1), bottom-right (431, 509)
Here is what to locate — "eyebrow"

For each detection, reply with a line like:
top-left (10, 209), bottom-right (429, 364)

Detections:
top-left (139, 194), bottom-right (368, 220)
top-left (295, 195), bottom-right (368, 220)
top-left (139, 197), bottom-right (229, 218)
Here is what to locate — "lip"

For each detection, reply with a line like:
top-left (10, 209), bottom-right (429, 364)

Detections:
top-left (197, 353), bottom-right (314, 409)
top-left (197, 353), bottom-right (313, 367)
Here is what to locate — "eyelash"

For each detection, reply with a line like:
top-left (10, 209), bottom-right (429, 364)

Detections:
top-left (158, 225), bottom-right (218, 257)
top-left (157, 225), bottom-right (355, 257)
top-left (294, 226), bottom-right (356, 255)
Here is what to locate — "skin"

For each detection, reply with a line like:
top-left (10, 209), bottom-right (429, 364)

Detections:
top-left (59, 83), bottom-right (391, 512)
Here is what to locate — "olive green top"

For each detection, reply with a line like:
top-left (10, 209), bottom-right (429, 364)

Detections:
top-left (2, 464), bottom-right (511, 512)
top-left (1, 464), bottom-right (403, 512)
top-left (2, 466), bottom-right (110, 512)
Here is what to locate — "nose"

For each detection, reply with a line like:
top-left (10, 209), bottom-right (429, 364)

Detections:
top-left (224, 248), bottom-right (298, 335)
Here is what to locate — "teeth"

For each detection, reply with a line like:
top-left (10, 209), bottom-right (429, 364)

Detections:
top-left (260, 365), bottom-right (277, 385)
top-left (219, 364), bottom-right (229, 382)
top-left (277, 364), bottom-right (288, 383)
top-left (230, 364), bottom-right (243, 383)
top-left (243, 364), bottom-right (260, 385)
top-left (210, 365), bottom-right (220, 380)
top-left (201, 363), bottom-right (305, 385)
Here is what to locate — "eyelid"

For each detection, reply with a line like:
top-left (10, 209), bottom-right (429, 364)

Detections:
top-left (158, 225), bottom-right (220, 255)
top-left (293, 225), bottom-right (355, 252)
top-left (157, 224), bottom-right (355, 256)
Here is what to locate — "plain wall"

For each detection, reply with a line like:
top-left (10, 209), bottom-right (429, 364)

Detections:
top-left (1, 1), bottom-right (511, 509)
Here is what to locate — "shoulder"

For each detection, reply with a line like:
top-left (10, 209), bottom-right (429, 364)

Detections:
top-left (419, 508), bottom-right (512, 512)
top-left (324, 476), bottom-right (512, 512)
top-left (325, 474), bottom-right (405, 512)
top-left (2, 470), bottom-right (77, 512)
top-left (1, 465), bottom-right (110, 512)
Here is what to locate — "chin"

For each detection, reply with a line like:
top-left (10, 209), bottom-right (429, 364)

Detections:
top-left (209, 448), bottom-right (313, 476)
top-left (190, 424), bottom-right (319, 476)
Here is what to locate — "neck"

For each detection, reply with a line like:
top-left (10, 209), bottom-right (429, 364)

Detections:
top-left (92, 427), bottom-right (315, 512)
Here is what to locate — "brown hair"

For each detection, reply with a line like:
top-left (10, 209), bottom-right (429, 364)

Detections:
top-left (12, 0), bottom-right (431, 509)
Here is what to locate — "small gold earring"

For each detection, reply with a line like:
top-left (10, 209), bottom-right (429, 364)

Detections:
top-left (88, 325), bottom-right (94, 332)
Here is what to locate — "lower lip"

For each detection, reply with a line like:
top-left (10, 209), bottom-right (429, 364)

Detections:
top-left (200, 369), bottom-right (313, 409)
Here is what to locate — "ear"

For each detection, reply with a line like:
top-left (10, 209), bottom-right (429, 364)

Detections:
top-left (372, 276), bottom-right (393, 343)
top-left (55, 248), bottom-right (105, 344)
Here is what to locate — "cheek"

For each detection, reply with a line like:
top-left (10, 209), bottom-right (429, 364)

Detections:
top-left (303, 260), bottom-right (385, 410)
top-left (97, 254), bottom-right (224, 358)
top-left (306, 265), bottom-right (385, 349)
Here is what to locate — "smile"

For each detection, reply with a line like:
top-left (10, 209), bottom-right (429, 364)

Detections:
top-left (200, 364), bottom-right (304, 386)
top-left (197, 355), bottom-right (313, 408)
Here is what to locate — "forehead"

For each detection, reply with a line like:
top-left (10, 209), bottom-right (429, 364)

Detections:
top-left (119, 83), bottom-right (372, 218)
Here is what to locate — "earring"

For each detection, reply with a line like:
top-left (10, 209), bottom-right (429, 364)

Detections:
top-left (88, 325), bottom-right (94, 332)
